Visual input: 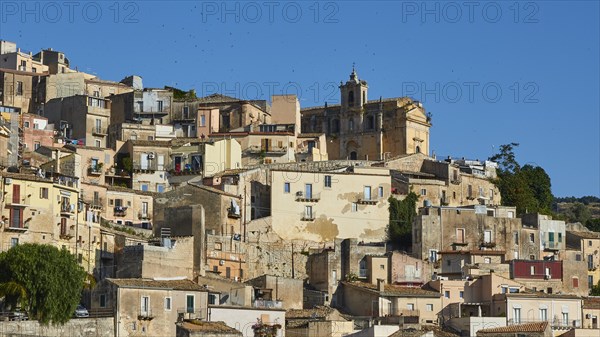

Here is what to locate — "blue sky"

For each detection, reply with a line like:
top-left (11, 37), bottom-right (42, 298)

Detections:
top-left (1, 1), bottom-right (598, 197)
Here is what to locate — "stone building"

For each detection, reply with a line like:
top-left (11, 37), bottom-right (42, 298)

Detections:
top-left (94, 278), bottom-right (208, 337)
top-left (0, 68), bottom-right (45, 114)
top-left (44, 94), bottom-right (111, 147)
top-left (21, 113), bottom-right (54, 152)
top-left (270, 166), bottom-right (391, 242)
top-left (109, 85), bottom-right (173, 125)
top-left (582, 297), bottom-right (600, 329)
top-left (567, 230), bottom-right (600, 291)
top-left (246, 274), bottom-right (303, 310)
top-left (385, 153), bottom-right (501, 209)
top-left (412, 205), bottom-right (521, 262)
top-left (171, 93), bottom-right (271, 137)
top-left (0, 41), bottom-right (48, 73)
top-left (301, 67), bottom-right (431, 160)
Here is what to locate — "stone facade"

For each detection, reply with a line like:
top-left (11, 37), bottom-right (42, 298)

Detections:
top-left (117, 236), bottom-right (194, 279)
top-left (301, 68), bottom-right (431, 160)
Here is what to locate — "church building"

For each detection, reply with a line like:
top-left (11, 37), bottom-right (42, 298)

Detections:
top-left (300, 67), bottom-right (431, 160)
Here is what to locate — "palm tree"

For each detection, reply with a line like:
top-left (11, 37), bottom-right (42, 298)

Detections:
top-left (0, 281), bottom-right (28, 311)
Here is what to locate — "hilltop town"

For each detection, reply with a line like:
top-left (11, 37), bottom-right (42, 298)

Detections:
top-left (0, 40), bottom-right (598, 337)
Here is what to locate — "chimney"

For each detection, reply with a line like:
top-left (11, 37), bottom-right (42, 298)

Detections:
top-left (377, 278), bottom-right (385, 292)
top-left (55, 149), bottom-right (61, 174)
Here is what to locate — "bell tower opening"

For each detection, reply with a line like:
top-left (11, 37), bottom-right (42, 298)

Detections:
top-left (340, 64), bottom-right (368, 112)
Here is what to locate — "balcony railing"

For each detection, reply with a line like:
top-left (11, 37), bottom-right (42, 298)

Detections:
top-left (132, 163), bottom-right (158, 172)
top-left (61, 203), bottom-right (75, 215)
top-left (392, 309), bottom-right (420, 317)
top-left (138, 211), bottom-right (151, 220)
top-left (87, 166), bottom-right (102, 176)
top-left (90, 198), bottom-right (103, 209)
top-left (6, 222), bottom-right (28, 232)
top-left (508, 318), bottom-right (581, 329)
top-left (253, 300), bottom-right (283, 309)
top-left (357, 197), bottom-right (378, 205)
top-left (543, 241), bottom-right (561, 251)
top-left (295, 191), bottom-right (320, 202)
top-left (92, 127), bottom-right (107, 136)
top-left (176, 308), bottom-right (205, 321)
top-left (137, 309), bottom-right (154, 321)
top-left (228, 208), bottom-right (241, 219)
top-left (114, 206), bottom-right (127, 216)
top-left (60, 227), bottom-right (75, 240)
top-left (300, 212), bottom-right (315, 221)
top-left (246, 145), bottom-right (288, 154)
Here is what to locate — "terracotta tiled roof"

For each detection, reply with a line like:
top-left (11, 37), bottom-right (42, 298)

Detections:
top-left (107, 278), bottom-right (207, 291)
top-left (583, 297), bottom-right (600, 309)
top-left (286, 306), bottom-right (335, 319)
top-left (476, 322), bottom-right (548, 335)
top-left (342, 281), bottom-right (441, 297)
top-left (439, 250), bottom-right (506, 255)
top-left (297, 133), bottom-right (324, 138)
top-left (178, 321), bottom-right (242, 334)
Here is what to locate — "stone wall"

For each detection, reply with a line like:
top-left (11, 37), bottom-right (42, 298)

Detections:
top-left (0, 317), bottom-right (114, 337)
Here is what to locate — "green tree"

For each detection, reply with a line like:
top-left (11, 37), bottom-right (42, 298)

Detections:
top-left (0, 244), bottom-right (87, 325)
top-left (387, 192), bottom-right (418, 248)
top-left (591, 280), bottom-right (600, 296)
top-left (489, 143), bottom-right (554, 215)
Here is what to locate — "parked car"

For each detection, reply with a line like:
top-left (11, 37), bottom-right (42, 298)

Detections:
top-left (74, 304), bottom-right (89, 318)
top-left (8, 310), bottom-right (28, 321)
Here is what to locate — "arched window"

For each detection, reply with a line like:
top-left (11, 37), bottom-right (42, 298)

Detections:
top-left (348, 90), bottom-right (354, 107)
top-left (350, 151), bottom-right (358, 160)
top-left (331, 119), bottom-right (340, 133)
top-left (348, 119), bottom-right (354, 131)
top-left (416, 146), bottom-right (421, 153)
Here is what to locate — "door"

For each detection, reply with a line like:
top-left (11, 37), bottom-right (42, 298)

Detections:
top-left (12, 184), bottom-right (20, 204)
top-left (174, 156), bottom-right (182, 172)
top-left (364, 186), bottom-right (371, 201)
top-left (305, 184), bottom-right (312, 199)
top-left (186, 295), bottom-right (194, 313)
top-left (484, 230), bottom-right (492, 243)
top-left (157, 155), bottom-right (164, 171)
top-left (140, 154), bottom-right (148, 170)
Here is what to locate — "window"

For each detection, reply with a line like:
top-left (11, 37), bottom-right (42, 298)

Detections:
top-left (226, 267), bottom-right (231, 278)
top-left (529, 233), bottom-right (535, 242)
top-left (284, 182), bottom-right (290, 193)
top-left (200, 115), bottom-right (206, 126)
top-left (530, 266), bottom-right (535, 275)
top-left (484, 230), bottom-right (492, 243)
top-left (539, 308), bottom-right (548, 321)
top-left (456, 228), bottom-right (465, 243)
top-left (10, 237), bottom-right (18, 248)
top-left (34, 141), bottom-right (40, 150)
top-left (407, 303), bottom-right (415, 310)
top-left (558, 233), bottom-right (562, 242)
top-left (589, 275), bottom-right (594, 288)
top-left (351, 203), bottom-right (358, 212)
top-left (183, 106), bottom-right (189, 117)
top-left (420, 189), bottom-right (427, 196)
top-left (459, 291), bottom-right (464, 298)
top-left (186, 295), bottom-right (195, 313)
top-left (514, 232), bottom-right (519, 245)
top-left (572, 277), bottom-right (579, 288)
top-left (95, 139), bottom-right (101, 148)
top-left (444, 291), bottom-right (450, 298)
top-left (484, 257), bottom-right (491, 264)
top-left (363, 186), bottom-right (371, 201)
top-left (24, 121), bottom-right (30, 128)
top-left (16, 81), bottom-right (23, 95)
top-left (141, 296), bottom-right (150, 314)
top-left (446, 260), bottom-right (451, 266)
top-left (305, 183), bottom-right (312, 198)
top-left (575, 254), bottom-right (582, 261)
top-left (589, 240), bottom-right (593, 247)
top-left (324, 175), bottom-right (332, 188)
top-left (157, 100), bottom-right (163, 112)
top-left (99, 294), bottom-right (107, 307)
top-left (378, 186), bottom-right (384, 198)
top-left (39, 187), bottom-right (48, 199)
top-left (348, 119), bottom-right (354, 131)
top-left (562, 312), bottom-right (569, 326)
top-left (426, 304), bottom-right (433, 311)
top-left (141, 184), bottom-right (148, 192)
top-left (429, 249), bottom-right (438, 263)
top-left (304, 206), bottom-right (313, 219)
top-left (380, 264), bottom-right (385, 270)
top-left (513, 307), bottom-right (521, 324)
top-left (157, 185), bottom-right (165, 193)
top-left (32, 67), bottom-right (37, 73)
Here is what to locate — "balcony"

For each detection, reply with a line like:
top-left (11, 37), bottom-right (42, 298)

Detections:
top-left (300, 211), bottom-right (315, 221)
top-left (137, 309), bottom-right (154, 321)
top-left (177, 308), bottom-right (205, 321)
top-left (357, 197), bottom-right (378, 205)
top-left (295, 191), bottom-right (320, 202)
top-left (114, 206), bottom-right (127, 217)
top-left (169, 164), bottom-right (202, 176)
top-left (87, 166), bottom-right (103, 176)
top-left (60, 226), bottom-right (75, 240)
top-left (543, 241), bottom-right (561, 251)
top-left (132, 163), bottom-right (158, 173)
top-left (138, 211), bottom-right (151, 220)
top-left (227, 208), bottom-right (241, 219)
top-left (6, 199), bottom-right (29, 207)
top-left (480, 241), bottom-right (496, 249)
top-left (90, 198), bottom-right (103, 210)
top-left (60, 203), bottom-right (75, 216)
top-left (253, 300), bottom-right (283, 309)
top-left (508, 318), bottom-right (581, 330)
top-left (91, 127), bottom-right (107, 136)
top-left (5, 222), bottom-right (28, 232)
top-left (246, 145), bottom-right (288, 154)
